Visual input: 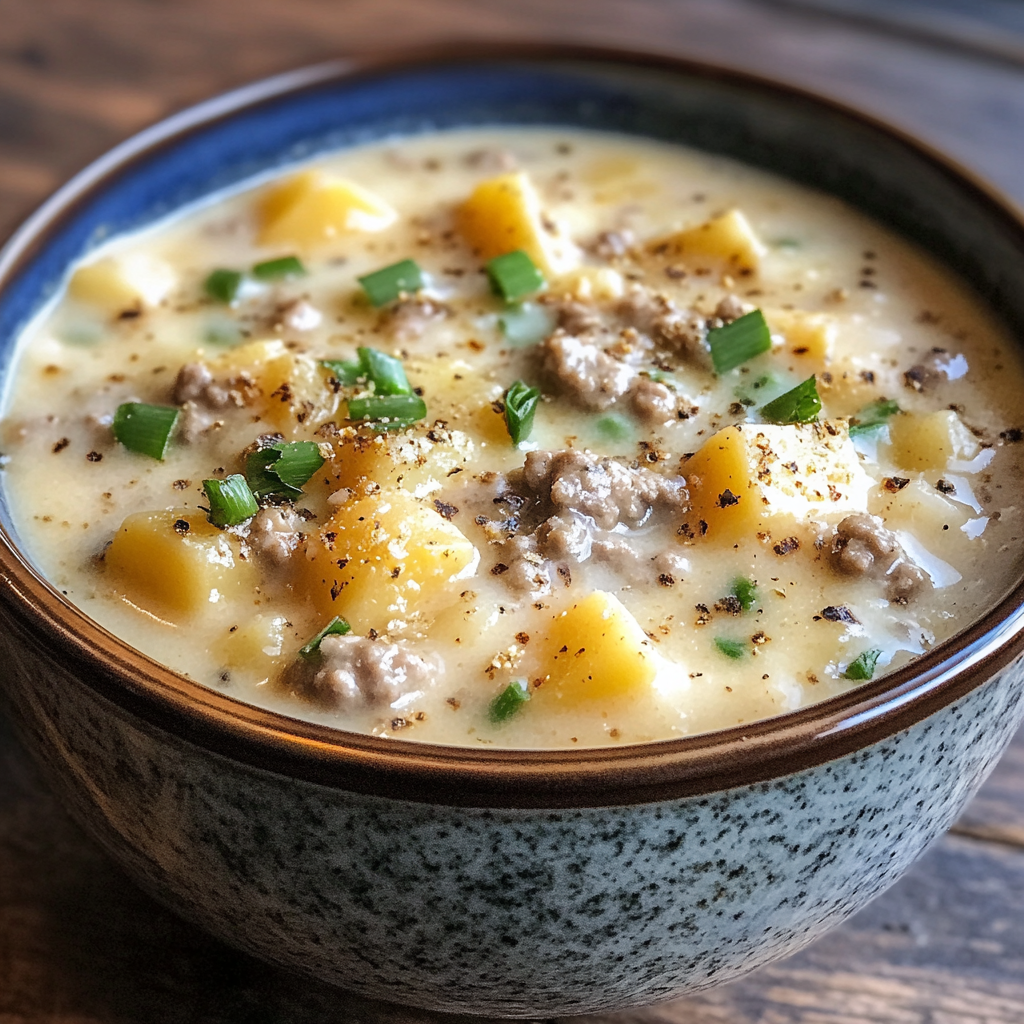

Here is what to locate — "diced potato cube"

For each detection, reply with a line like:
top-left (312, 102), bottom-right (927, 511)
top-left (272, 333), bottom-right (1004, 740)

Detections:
top-left (68, 253), bottom-right (176, 313)
top-left (301, 488), bottom-right (478, 632)
top-left (536, 591), bottom-right (659, 704)
top-left (650, 209), bottom-right (766, 272)
top-left (557, 267), bottom-right (625, 302)
top-left (887, 410), bottom-right (978, 471)
top-left (765, 308), bottom-right (836, 366)
top-left (680, 422), bottom-right (871, 543)
top-left (221, 615), bottom-right (289, 674)
top-left (105, 509), bottom-right (255, 620)
top-left (870, 479), bottom-right (974, 564)
top-left (258, 171), bottom-right (396, 251)
top-left (458, 171), bottom-right (579, 276)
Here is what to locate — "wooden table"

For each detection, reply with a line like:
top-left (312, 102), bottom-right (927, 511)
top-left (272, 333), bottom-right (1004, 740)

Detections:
top-left (4, 2), bottom-right (1024, 1020)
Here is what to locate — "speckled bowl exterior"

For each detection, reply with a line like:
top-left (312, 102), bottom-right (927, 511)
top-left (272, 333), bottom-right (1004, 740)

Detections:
top-left (2, 46), bottom-right (1024, 1018)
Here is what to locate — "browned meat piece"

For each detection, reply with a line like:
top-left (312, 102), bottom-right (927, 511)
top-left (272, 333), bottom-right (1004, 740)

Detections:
top-left (545, 298), bottom-right (605, 336)
top-left (298, 634), bottom-right (438, 711)
top-left (592, 229), bottom-right (635, 260)
top-left (903, 348), bottom-right (966, 393)
top-left (829, 513), bottom-right (929, 603)
top-left (500, 534), bottom-right (553, 598)
top-left (542, 332), bottom-right (636, 410)
top-left (383, 296), bottom-right (448, 339)
top-left (616, 284), bottom-right (705, 359)
top-left (522, 449), bottom-right (687, 530)
top-left (714, 294), bottom-right (747, 323)
top-left (630, 378), bottom-right (677, 423)
top-left (246, 506), bottom-right (302, 565)
top-left (591, 536), bottom-right (642, 572)
top-left (535, 513), bottom-right (593, 562)
top-left (173, 362), bottom-right (259, 410)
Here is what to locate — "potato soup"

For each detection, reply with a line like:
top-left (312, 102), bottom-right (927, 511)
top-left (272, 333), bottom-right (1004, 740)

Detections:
top-left (3, 127), bottom-right (1023, 748)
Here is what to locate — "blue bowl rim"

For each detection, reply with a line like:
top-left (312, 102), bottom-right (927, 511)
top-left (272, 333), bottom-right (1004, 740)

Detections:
top-left (1, 41), bottom-right (1023, 809)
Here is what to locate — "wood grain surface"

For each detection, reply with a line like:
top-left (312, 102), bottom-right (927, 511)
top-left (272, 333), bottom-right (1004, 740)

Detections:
top-left (3, 2), bottom-right (1024, 1021)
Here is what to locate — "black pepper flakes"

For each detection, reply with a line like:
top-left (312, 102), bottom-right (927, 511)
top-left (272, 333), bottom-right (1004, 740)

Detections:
top-left (433, 499), bottom-right (459, 520)
top-left (52, 438), bottom-right (70, 454)
top-left (935, 478), bottom-right (956, 494)
top-left (883, 477), bottom-right (910, 492)
top-left (85, 451), bottom-right (103, 462)
top-left (821, 605), bottom-right (858, 624)
top-left (716, 489), bottom-right (740, 508)
top-left (773, 536), bottom-right (800, 556)
top-left (172, 519), bottom-right (190, 535)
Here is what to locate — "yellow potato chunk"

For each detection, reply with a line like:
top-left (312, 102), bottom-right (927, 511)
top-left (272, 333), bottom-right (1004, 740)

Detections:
top-left (68, 253), bottom-right (176, 313)
top-left (258, 171), bottom-right (396, 251)
top-left (536, 591), bottom-right (659, 704)
top-left (766, 308), bottom-right (836, 366)
top-left (650, 209), bottom-right (766, 272)
top-left (887, 410), bottom-right (977, 471)
top-left (221, 615), bottom-right (289, 675)
top-left (105, 509), bottom-right (255, 620)
top-left (458, 171), bottom-right (578, 276)
top-left (679, 422), bottom-right (871, 543)
top-left (302, 488), bottom-right (478, 632)
top-left (870, 479), bottom-right (974, 565)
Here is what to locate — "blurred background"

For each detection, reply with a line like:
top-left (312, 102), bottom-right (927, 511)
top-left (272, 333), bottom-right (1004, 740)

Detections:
top-left (4, 1), bottom-right (1024, 1022)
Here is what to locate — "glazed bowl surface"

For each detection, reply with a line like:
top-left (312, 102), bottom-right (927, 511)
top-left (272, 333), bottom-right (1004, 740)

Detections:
top-left (1, 44), bottom-right (1024, 1018)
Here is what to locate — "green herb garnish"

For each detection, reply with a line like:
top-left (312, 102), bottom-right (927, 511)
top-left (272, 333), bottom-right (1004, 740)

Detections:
top-left (596, 412), bottom-right (633, 442)
top-left (759, 375), bottom-right (821, 424)
top-left (844, 648), bottom-right (882, 681)
top-left (709, 309), bottom-right (772, 374)
top-left (246, 440), bottom-right (324, 499)
top-left (849, 398), bottom-right (900, 437)
top-left (714, 637), bottom-right (747, 660)
top-left (112, 402), bottom-right (180, 461)
top-left (320, 359), bottom-right (364, 386)
top-left (504, 380), bottom-right (541, 445)
top-left (203, 474), bottom-right (258, 528)
top-left (252, 255), bottom-right (306, 281)
top-left (486, 250), bottom-right (545, 302)
top-left (357, 346), bottom-right (412, 396)
top-left (347, 394), bottom-right (427, 426)
top-left (498, 301), bottom-right (554, 347)
top-left (204, 268), bottom-right (243, 304)
top-left (358, 258), bottom-right (423, 307)
top-left (299, 616), bottom-right (352, 659)
top-left (489, 679), bottom-right (531, 723)
top-left (730, 577), bottom-right (758, 612)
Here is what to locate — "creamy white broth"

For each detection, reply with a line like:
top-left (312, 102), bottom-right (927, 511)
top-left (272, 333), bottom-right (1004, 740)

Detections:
top-left (3, 126), bottom-right (1024, 748)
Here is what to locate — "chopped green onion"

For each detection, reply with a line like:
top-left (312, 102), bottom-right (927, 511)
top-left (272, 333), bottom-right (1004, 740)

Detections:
top-left (489, 678), bottom-right (531, 723)
top-left (730, 577), bottom-right (758, 612)
top-left (204, 268), bottom-right (243, 304)
top-left (486, 250), bottom-right (545, 302)
top-left (358, 258), bottom-right (423, 307)
top-left (844, 648), bottom-right (882, 681)
top-left (498, 301), bottom-right (554, 347)
top-left (246, 440), bottom-right (325, 498)
top-left (112, 402), bottom-right (179, 460)
top-left (357, 346), bottom-right (412, 396)
top-left (849, 398), bottom-right (900, 437)
top-left (252, 255), bottom-right (306, 280)
top-left (759, 375), bottom-right (821, 424)
top-left (299, 616), bottom-right (352, 660)
top-left (504, 380), bottom-right (541, 445)
top-left (203, 474), bottom-right (258, 528)
top-left (714, 637), bottom-right (747, 660)
top-left (709, 309), bottom-right (772, 374)
top-left (320, 359), bottom-right (364, 386)
top-left (347, 394), bottom-right (427, 425)
top-left (596, 412), bottom-right (634, 442)
top-left (772, 237), bottom-right (802, 250)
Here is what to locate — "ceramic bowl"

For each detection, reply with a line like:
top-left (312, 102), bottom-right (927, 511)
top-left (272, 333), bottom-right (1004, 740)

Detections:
top-left (1, 44), bottom-right (1024, 1019)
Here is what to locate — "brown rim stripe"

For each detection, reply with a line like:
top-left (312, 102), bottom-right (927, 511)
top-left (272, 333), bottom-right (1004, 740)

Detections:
top-left (1, 42), bottom-right (1024, 809)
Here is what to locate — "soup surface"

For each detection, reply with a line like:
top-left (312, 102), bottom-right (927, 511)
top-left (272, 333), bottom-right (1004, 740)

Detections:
top-left (3, 127), bottom-right (1023, 748)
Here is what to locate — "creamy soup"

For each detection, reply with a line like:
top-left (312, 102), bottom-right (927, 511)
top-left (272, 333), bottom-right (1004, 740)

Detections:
top-left (3, 127), bottom-right (1023, 748)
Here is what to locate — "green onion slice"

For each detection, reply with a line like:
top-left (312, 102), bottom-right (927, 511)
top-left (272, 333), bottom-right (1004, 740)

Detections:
top-left (709, 309), bottom-right (772, 375)
top-left (246, 440), bottom-right (325, 499)
top-left (498, 301), bottom-right (554, 347)
top-left (489, 679), bottom-right (531, 723)
top-left (204, 268), bottom-right (243, 304)
top-left (299, 616), bottom-right (352, 660)
top-left (759, 375), bottom-right (821, 424)
top-left (112, 402), bottom-right (179, 460)
top-left (596, 412), bottom-right (634, 442)
top-left (358, 258), bottom-right (423, 307)
top-left (252, 255), bottom-right (306, 280)
top-left (486, 250), bottom-right (545, 302)
top-left (714, 637), bottom-right (747, 660)
top-left (849, 398), bottom-right (900, 437)
top-left (347, 394), bottom-right (427, 426)
top-left (203, 474), bottom-right (258, 528)
top-left (730, 577), bottom-right (758, 612)
top-left (504, 380), bottom-right (541, 445)
top-left (357, 346), bottom-right (412, 396)
top-left (844, 648), bottom-right (882, 681)
top-left (320, 359), bottom-right (364, 386)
